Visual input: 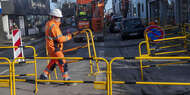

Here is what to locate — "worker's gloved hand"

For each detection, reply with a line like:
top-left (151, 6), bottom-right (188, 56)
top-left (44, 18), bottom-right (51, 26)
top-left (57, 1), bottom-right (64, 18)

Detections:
top-left (71, 31), bottom-right (80, 37)
top-left (79, 30), bottom-right (86, 34)
top-left (69, 29), bottom-right (87, 37)
top-left (67, 33), bottom-right (72, 40)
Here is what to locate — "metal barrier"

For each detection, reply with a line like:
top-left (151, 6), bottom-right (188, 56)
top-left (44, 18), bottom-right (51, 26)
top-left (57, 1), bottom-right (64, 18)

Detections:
top-left (144, 24), bottom-right (190, 55)
top-left (4, 46), bottom-right (190, 95)
top-left (108, 57), bottom-right (190, 95)
top-left (0, 57), bottom-right (12, 95)
top-left (66, 29), bottom-right (102, 75)
top-left (0, 46), bottom-right (37, 95)
top-left (139, 37), bottom-right (188, 80)
top-left (83, 29), bottom-right (101, 75)
top-left (0, 45), bottom-right (109, 95)
top-left (184, 23), bottom-right (190, 34)
top-left (0, 46), bottom-right (38, 95)
top-left (144, 27), bottom-right (187, 56)
top-left (12, 57), bottom-right (110, 95)
top-left (139, 24), bottom-right (190, 80)
top-left (183, 23), bottom-right (190, 46)
top-left (46, 29), bottom-right (102, 81)
top-left (162, 25), bottom-right (181, 36)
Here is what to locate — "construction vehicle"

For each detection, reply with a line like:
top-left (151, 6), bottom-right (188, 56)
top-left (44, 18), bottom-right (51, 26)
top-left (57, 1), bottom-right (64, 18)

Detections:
top-left (74, 0), bottom-right (104, 42)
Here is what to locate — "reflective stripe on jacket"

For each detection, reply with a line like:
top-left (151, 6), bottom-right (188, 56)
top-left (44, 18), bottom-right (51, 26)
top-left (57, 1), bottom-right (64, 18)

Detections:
top-left (45, 19), bottom-right (71, 55)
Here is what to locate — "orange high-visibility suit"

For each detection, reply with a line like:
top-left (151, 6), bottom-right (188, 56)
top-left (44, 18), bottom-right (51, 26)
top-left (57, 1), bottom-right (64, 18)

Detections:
top-left (44, 19), bottom-right (72, 78)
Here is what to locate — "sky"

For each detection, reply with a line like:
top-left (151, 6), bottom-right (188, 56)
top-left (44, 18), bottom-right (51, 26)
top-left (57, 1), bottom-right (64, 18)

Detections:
top-left (67, 0), bottom-right (76, 2)
top-left (105, 0), bottom-right (112, 10)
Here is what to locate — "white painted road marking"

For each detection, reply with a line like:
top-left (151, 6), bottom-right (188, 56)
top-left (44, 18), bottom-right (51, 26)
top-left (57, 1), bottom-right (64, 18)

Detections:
top-left (0, 69), bottom-right (9, 75)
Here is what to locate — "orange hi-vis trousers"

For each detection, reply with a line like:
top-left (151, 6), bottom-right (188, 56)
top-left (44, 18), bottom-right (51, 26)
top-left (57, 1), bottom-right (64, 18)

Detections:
top-left (44, 51), bottom-right (68, 76)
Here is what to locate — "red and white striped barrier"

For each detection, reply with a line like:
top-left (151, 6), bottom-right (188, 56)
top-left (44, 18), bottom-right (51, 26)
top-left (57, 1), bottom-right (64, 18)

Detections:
top-left (12, 29), bottom-right (24, 61)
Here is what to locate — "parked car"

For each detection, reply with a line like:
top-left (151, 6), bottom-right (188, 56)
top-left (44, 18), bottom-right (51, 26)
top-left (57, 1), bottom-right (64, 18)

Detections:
top-left (110, 16), bottom-right (122, 33)
top-left (121, 18), bottom-right (145, 40)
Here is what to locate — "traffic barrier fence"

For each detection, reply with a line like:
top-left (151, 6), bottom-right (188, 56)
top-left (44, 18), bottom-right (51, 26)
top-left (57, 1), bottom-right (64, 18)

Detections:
top-left (108, 56), bottom-right (190, 95)
top-left (46, 29), bottom-right (103, 80)
top-left (0, 57), bottom-right (12, 95)
top-left (12, 56), bottom-right (110, 95)
top-left (139, 24), bottom-right (190, 80)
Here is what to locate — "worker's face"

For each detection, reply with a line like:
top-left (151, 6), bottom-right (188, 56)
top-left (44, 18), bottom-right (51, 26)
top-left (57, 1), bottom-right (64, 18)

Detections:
top-left (55, 17), bottom-right (61, 22)
top-left (53, 17), bottom-right (61, 22)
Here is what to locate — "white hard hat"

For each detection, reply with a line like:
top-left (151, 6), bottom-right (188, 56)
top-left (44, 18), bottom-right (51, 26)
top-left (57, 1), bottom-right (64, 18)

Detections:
top-left (50, 9), bottom-right (63, 18)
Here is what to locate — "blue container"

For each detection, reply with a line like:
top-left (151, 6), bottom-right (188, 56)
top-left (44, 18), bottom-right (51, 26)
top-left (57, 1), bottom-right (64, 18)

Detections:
top-left (0, 8), bottom-right (2, 14)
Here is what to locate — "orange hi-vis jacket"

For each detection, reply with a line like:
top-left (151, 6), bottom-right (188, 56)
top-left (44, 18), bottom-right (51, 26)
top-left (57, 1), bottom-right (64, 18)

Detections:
top-left (45, 19), bottom-right (72, 55)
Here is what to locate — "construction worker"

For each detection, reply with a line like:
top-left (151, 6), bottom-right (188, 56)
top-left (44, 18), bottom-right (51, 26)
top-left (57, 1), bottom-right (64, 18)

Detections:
top-left (40, 9), bottom-right (75, 81)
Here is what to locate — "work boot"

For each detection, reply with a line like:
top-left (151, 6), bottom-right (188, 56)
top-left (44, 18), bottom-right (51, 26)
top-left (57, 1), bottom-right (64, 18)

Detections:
top-left (39, 74), bottom-right (48, 80)
top-left (63, 78), bottom-right (77, 86)
top-left (39, 73), bottom-right (50, 84)
top-left (63, 75), bottom-right (77, 86)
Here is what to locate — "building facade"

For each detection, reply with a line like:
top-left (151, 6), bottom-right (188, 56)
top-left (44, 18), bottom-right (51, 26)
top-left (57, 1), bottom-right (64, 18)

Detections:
top-left (148, 0), bottom-right (190, 25)
top-left (121, 0), bottom-right (129, 17)
top-left (126, 0), bottom-right (190, 25)
top-left (112, 0), bottom-right (122, 16)
top-left (0, 0), bottom-right (50, 41)
top-left (126, 0), bottom-right (147, 24)
top-left (50, 0), bottom-right (65, 10)
top-left (148, 0), bottom-right (175, 25)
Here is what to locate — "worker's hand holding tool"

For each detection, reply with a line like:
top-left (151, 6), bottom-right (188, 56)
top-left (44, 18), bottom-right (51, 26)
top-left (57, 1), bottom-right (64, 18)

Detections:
top-left (79, 30), bottom-right (86, 34)
top-left (71, 31), bottom-right (80, 36)
top-left (67, 33), bottom-right (73, 39)
top-left (71, 29), bottom-right (87, 37)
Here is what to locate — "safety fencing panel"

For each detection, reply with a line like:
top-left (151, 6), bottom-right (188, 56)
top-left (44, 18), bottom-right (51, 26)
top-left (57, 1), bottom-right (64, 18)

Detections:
top-left (183, 23), bottom-right (190, 52)
top-left (78, 29), bottom-right (101, 76)
top-left (162, 25), bottom-right (182, 38)
top-left (12, 56), bottom-right (110, 95)
top-left (0, 46), bottom-right (37, 95)
top-left (0, 41), bottom-right (110, 95)
top-left (46, 29), bottom-right (103, 80)
top-left (0, 28), bottom-right (107, 95)
top-left (144, 25), bottom-right (188, 57)
top-left (0, 46), bottom-right (110, 95)
top-left (184, 23), bottom-right (190, 35)
top-left (139, 24), bottom-right (190, 80)
top-left (108, 57), bottom-right (190, 95)
top-left (0, 57), bottom-right (12, 95)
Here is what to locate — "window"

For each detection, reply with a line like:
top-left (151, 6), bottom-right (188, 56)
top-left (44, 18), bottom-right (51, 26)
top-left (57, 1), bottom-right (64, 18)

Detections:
top-left (52, 0), bottom-right (57, 2)
top-left (166, 0), bottom-right (175, 24)
top-left (142, 4), bottom-right (144, 12)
